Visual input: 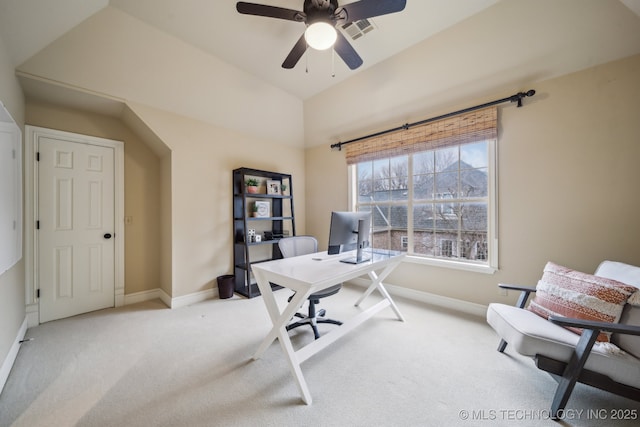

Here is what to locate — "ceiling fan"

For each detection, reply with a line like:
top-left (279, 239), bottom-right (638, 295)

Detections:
top-left (236, 0), bottom-right (407, 70)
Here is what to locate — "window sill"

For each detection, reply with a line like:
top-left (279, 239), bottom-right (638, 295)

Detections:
top-left (405, 255), bottom-right (497, 274)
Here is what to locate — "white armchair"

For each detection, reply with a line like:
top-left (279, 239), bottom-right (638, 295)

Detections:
top-left (486, 261), bottom-right (640, 418)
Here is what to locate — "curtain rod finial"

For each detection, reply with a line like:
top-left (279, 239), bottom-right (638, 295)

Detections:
top-left (511, 89), bottom-right (536, 107)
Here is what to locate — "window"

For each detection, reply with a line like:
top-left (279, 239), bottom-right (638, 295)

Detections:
top-left (345, 107), bottom-right (497, 271)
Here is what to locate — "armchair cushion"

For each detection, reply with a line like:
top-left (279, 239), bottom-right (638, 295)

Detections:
top-left (594, 261), bottom-right (640, 358)
top-left (528, 262), bottom-right (637, 342)
top-left (487, 303), bottom-right (640, 389)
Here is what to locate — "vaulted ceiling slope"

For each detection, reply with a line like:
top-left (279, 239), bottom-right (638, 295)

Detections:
top-left (1, 1), bottom-right (502, 99)
top-left (1, 0), bottom-right (640, 148)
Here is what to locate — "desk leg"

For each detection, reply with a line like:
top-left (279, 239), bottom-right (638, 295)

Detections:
top-left (253, 277), bottom-right (309, 359)
top-left (252, 270), bottom-right (314, 404)
top-left (354, 263), bottom-right (405, 322)
top-left (277, 325), bottom-right (313, 405)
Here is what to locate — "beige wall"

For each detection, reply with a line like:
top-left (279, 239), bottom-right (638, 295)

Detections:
top-left (17, 6), bottom-right (304, 148)
top-left (306, 54), bottom-right (640, 307)
top-left (0, 33), bottom-right (25, 379)
top-left (127, 102), bottom-right (306, 298)
top-left (303, 0), bottom-right (640, 149)
top-left (25, 101), bottom-right (162, 296)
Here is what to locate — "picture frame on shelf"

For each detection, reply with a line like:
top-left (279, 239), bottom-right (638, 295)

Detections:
top-left (266, 180), bottom-right (281, 195)
top-left (253, 201), bottom-right (270, 218)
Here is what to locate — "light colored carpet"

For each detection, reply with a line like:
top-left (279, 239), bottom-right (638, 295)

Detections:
top-left (1, 284), bottom-right (639, 427)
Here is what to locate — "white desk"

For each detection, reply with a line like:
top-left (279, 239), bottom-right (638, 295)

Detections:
top-left (251, 249), bottom-right (406, 404)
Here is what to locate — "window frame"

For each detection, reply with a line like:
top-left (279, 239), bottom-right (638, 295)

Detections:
top-left (348, 139), bottom-right (498, 274)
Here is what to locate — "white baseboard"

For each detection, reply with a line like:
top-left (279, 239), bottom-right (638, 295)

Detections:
top-left (348, 278), bottom-right (488, 318)
top-left (128, 281), bottom-right (487, 317)
top-left (168, 288), bottom-right (216, 309)
top-left (123, 287), bottom-right (217, 310)
top-left (124, 288), bottom-right (164, 306)
top-left (26, 303), bottom-right (39, 328)
top-left (0, 317), bottom-right (27, 396)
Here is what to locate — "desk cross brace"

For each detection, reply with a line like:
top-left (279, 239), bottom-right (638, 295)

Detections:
top-left (252, 261), bottom-right (404, 405)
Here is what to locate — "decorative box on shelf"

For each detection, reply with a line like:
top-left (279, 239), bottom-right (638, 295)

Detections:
top-left (253, 201), bottom-right (270, 218)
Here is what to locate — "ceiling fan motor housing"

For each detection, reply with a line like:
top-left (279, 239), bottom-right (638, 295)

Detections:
top-left (304, 0), bottom-right (339, 25)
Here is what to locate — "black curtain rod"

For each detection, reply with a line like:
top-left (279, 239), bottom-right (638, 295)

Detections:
top-left (330, 89), bottom-right (536, 150)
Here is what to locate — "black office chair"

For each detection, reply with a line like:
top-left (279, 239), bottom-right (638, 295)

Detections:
top-left (278, 236), bottom-right (342, 339)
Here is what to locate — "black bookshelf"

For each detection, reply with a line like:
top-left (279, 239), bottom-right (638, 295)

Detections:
top-left (232, 167), bottom-right (295, 298)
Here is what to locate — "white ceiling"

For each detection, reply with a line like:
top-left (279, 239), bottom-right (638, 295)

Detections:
top-left (1, 0), bottom-right (505, 100)
top-left (106, 0), bottom-right (499, 99)
top-left (1, 0), bottom-right (640, 120)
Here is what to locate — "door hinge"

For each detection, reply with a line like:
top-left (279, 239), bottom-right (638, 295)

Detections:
top-left (36, 220), bottom-right (40, 230)
top-left (36, 152), bottom-right (40, 161)
top-left (37, 289), bottom-right (40, 298)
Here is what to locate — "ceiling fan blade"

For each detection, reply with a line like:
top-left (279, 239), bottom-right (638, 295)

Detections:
top-left (334, 31), bottom-right (363, 70)
top-left (282, 34), bottom-right (308, 69)
top-left (236, 2), bottom-right (305, 22)
top-left (340, 0), bottom-right (406, 23)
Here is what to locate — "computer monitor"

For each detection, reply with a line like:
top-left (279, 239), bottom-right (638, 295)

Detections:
top-left (327, 211), bottom-right (371, 264)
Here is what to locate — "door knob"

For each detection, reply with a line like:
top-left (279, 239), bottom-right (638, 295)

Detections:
top-left (104, 233), bottom-right (112, 239)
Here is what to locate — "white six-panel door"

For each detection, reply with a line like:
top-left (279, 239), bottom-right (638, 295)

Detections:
top-left (37, 136), bottom-right (116, 323)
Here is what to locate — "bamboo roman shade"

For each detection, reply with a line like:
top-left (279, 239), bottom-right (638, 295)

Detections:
top-left (344, 107), bottom-right (497, 165)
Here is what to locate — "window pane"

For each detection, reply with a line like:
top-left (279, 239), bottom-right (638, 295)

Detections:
top-left (372, 204), bottom-right (390, 229)
top-left (434, 203), bottom-right (458, 230)
top-left (413, 231), bottom-right (435, 256)
top-left (373, 178), bottom-right (390, 201)
top-left (391, 189), bottom-right (408, 200)
top-left (390, 205), bottom-right (407, 229)
top-left (389, 156), bottom-right (408, 186)
top-left (373, 158), bottom-right (389, 180)
top-left (390, 156), bottom-right (408, 200)
top-left (461, 202), bottom-right (487, 231)
top-left (413, 174), bottom-right (434, 200)
top-left (413, 204), bottom-right (434, 230)
top-left (357, 161), bottom-right (372, 179)
top-left (413, 204), bottom-right (434, 256)
top-left (435, 172), bottom-right (458, 197)
top-left (460, 141), bottom-right (488, 168)
top-left (372, 229), bottom-right (391, 251)
top-left (460, 168), bottom-right (488, 198)
top-left (357, 162), bottom-right (373, 203)
top-left (414, 151), bottom-right (434, 174)
top-left (435, 147), bottom-right (458, 172)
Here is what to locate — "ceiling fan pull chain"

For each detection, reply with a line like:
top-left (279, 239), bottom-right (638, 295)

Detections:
top-left (332, 49), bottom-right (335, 77)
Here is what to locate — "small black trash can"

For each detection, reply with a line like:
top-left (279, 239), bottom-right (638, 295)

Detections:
top-left (217, 275), bottom-right (235, 299)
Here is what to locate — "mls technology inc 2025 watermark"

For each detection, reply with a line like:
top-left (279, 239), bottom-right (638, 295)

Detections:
top-left (458, 408), bottom-right (638, 422)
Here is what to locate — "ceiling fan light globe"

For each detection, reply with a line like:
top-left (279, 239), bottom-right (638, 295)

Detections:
top-left (304, 22), bottom-right (337, 50)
